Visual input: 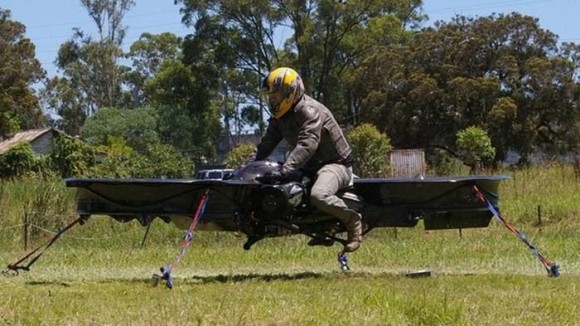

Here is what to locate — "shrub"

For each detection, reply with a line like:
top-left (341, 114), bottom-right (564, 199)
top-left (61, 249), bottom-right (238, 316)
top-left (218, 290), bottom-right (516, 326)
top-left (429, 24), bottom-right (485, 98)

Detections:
top-left (0, 143), bottom-right (41, 178)
top-left (347, 123), bottom-right (392, 178)
top-left (49, 133), bottom-right (97, 178)
top-left (224, 143), bottom-right (256, 169)
top-left (92, 136), bottom-right (193, 178)
top-left (456, 126), bottom-right (495, 174)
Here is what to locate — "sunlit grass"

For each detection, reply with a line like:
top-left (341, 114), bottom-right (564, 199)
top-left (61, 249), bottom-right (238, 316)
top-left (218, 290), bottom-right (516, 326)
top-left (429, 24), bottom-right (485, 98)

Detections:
top-left (1, 268), bottom-right (577, 325)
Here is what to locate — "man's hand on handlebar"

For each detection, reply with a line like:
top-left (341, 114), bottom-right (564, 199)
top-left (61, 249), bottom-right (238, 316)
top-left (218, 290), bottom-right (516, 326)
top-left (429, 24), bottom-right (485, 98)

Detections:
top-left (256, 170), bottom-right (286, 184)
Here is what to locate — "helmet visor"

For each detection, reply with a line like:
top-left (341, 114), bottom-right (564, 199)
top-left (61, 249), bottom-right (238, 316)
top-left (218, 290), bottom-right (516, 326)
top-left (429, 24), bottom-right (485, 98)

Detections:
top-left (262, 91), bottom-right (284, 116)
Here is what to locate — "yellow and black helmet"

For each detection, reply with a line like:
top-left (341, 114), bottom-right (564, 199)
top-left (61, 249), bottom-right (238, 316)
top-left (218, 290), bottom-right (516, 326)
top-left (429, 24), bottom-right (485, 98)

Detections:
top-left (260, 67), bottom-right (305, 119)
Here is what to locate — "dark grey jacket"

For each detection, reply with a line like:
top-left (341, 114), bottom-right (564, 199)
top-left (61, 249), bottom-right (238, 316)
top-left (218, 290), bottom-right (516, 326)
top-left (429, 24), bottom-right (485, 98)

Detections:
top-left (255, 95), bottom-right (352, 174)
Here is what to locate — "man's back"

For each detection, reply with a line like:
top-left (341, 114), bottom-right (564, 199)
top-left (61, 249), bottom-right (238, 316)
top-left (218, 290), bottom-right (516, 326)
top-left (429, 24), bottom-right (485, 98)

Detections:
top-left (271, 95), bottom-right (352, 172)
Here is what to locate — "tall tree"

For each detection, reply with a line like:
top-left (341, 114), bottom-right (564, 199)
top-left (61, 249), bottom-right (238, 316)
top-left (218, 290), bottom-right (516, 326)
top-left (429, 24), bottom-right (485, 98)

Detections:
top-left (176, 0), bottom-right (280, 136)
top-left (124, 32), bottom-right (182, 107)
top-left (0, 9), bottom-right (46, 138)
top-left (145, 59), bottom-right (222, 163)
top-left (275, 0), bottom-right (423, 119)
top-left (175, 0), bottom-right (423, 129)
top-left (355, 12), bottom-right (579, 165)
top-left (42, 0), bottom-right (135, 135)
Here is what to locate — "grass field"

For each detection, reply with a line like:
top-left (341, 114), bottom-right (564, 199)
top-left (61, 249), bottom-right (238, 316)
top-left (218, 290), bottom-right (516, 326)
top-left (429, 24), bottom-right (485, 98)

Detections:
top-left (1, 165), bottom-right (579, 325)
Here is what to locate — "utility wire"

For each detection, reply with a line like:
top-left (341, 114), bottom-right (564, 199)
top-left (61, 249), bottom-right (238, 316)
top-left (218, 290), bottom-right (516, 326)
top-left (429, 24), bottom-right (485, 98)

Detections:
top-left (428, 0), bottom-right (558, 14)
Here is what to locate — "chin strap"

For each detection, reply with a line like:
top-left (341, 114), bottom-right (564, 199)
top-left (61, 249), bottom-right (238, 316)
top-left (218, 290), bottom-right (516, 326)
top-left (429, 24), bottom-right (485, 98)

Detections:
top-left (151, 188), bottom-right (209, 289)
top-left (473, 186), bottom-right (560, 277)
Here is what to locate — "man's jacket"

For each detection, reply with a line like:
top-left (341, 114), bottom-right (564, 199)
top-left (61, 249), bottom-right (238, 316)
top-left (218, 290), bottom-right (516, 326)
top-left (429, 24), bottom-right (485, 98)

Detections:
top-left (255, 95), bottom-right (352, 174)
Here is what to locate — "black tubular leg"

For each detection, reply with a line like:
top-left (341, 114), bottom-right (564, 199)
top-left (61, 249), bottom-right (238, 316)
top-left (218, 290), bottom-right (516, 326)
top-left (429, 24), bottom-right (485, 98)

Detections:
top-left (4, 217), bottom-right (83, 273)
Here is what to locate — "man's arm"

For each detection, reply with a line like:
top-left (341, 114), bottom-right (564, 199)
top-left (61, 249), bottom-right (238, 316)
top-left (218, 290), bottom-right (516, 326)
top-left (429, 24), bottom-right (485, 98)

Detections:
top-left (255, 119), bottom-right (283, 160)
top-left (282, 106), bottom-right (322, 174)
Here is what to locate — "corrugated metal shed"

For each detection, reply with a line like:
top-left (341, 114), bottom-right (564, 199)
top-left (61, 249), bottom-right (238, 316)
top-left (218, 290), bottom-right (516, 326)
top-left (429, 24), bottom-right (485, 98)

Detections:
top-left (0, 128), bottom-right (60, 155)
top-left (390, 149), bottom-right (426, 178)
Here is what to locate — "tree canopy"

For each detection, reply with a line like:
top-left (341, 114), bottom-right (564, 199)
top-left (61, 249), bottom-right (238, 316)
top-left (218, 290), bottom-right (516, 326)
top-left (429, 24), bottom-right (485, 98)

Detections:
top-left (0, 9), bottom-right (46, 138)
top-left (2, 1), bottom-right (578, 177)
top-left (354, 13), bottom-right (580, 165)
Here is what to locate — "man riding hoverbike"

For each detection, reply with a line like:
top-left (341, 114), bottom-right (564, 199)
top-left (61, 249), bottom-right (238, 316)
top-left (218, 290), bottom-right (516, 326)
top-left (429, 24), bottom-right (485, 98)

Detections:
top-left (251, 67), bottom-right (363, 252)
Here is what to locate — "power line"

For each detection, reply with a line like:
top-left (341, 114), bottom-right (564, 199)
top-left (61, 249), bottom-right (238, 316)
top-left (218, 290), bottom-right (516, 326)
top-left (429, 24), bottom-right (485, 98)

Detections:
top-left (22, 9), bottom-right (183, 30)
top-left (26, 22), bottom-right (189, 42)
top-left (428, 0), bottom-right (559, 14)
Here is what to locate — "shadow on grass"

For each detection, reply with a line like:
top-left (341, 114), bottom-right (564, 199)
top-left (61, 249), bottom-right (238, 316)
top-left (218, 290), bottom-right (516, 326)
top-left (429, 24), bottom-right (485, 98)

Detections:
top-left (20, 270), bottom-right (409, 287)
top-left (183, 270), bottom-right (409, 285)
top-left (187, 271), bottom-right (326, 284)
top-left (19, 271), bottom-right (328, 287)
top-left (25, 281), bottom-right (71, 287)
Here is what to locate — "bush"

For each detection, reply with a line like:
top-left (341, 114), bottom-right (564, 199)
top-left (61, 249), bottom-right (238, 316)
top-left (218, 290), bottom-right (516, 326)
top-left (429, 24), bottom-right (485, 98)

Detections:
top-left (139, 142), bottom-right (194, 178)
top-left (92, 136), bottom-right (193, 178)
top-left (0, 143), bottom-right (42, 178)
top-left (456, 126), bottom-right (495, 174)
top-left (347, 123), bottom-right (392, 178)
top-left (224, 143), bottom-right (256, 169)
top-left (49, 133), bottom-right (97, 178)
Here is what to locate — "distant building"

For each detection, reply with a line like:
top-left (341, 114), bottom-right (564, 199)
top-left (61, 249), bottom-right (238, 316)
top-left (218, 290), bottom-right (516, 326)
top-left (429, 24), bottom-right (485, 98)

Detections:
top-left (390, 149), bottom-right (426, 178)
top-left (0, 128), bottom-right (61, 156)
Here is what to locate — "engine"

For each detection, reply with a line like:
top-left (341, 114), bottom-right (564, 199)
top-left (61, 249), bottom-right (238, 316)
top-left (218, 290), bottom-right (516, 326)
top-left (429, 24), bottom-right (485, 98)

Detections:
top-left (253, 182), bottom-right (305, 219)
top-left (230, 161), bottom-right (306, 220)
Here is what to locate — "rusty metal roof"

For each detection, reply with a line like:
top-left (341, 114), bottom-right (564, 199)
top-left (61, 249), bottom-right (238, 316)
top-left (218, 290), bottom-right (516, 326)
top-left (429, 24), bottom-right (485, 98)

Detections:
top-left (0, 128), bottom-right (57, 154)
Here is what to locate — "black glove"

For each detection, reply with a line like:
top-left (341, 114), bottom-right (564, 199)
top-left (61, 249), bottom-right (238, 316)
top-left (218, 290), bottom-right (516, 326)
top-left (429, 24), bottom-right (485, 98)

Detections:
top-left (257, 170), bottom-right (286, 184)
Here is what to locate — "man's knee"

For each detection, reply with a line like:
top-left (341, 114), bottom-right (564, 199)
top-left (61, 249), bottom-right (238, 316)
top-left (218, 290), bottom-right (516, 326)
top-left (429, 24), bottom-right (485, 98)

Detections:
top-left (310, 190), bottom-right (328, 208)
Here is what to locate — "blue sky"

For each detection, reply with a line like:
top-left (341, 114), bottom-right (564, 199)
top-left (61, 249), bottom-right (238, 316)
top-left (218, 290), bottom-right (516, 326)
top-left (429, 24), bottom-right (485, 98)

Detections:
top-left (2, 0), bottom-right (580, 78)
top-left (425, 0), bottom-right (580, 43)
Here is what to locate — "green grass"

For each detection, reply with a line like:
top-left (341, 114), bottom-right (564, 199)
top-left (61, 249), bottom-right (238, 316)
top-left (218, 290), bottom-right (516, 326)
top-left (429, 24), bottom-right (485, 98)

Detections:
top-left (0, 165), bottom-right (579, 325)
top-left (1, 226), bottom-right (578, 325)
top-left (2, 272), bottom-right (577, 325)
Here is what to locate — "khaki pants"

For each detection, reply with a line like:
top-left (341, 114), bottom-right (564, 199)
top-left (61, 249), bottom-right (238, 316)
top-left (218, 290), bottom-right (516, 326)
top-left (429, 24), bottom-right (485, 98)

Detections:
top-left (309, 163), bottom-right (356, 221)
